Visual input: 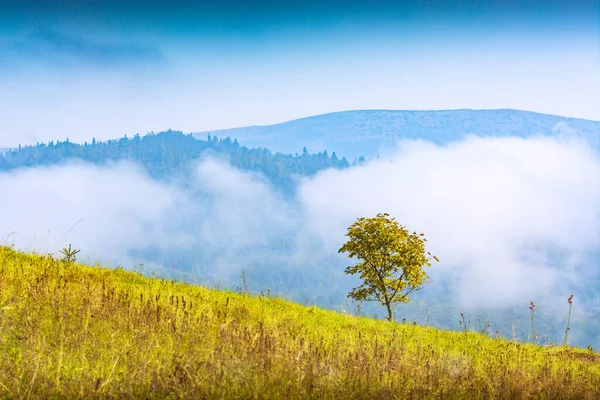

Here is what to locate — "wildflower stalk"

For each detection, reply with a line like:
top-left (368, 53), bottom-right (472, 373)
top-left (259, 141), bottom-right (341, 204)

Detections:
top-left (563, 295), bottom-right (574, 346)
top-left (529, 300), bottom-right (535, 342)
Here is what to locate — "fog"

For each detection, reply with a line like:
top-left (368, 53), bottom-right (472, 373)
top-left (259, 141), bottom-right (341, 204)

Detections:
top-left (299, 134), bottom-right (600, 308)
top-left (2, 134), bottom-right (600, 344)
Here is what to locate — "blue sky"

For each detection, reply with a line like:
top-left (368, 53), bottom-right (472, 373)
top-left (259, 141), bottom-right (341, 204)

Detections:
top-left (1, 0), bottom-right (599, 146)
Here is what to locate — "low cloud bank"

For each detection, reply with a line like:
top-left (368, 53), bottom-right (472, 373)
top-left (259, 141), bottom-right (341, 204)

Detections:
top-left (300, 134), bottom-right (600, 309)
top-left (2, 134), bottom-right (600, 343)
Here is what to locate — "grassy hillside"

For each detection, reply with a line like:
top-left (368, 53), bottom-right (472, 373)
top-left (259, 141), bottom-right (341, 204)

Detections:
top-left (1, 246), bottom-right (599, 399)
top-left (194, 109), bottom-right (600, 158)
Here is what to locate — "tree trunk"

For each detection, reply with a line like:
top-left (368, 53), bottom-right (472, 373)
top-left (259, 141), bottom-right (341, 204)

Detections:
top-left (385, 302), bottom-right (394, 322)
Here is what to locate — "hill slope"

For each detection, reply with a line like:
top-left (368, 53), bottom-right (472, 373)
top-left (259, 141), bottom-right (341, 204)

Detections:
top-left (1, 246), bottom-right (599, 399)
top-left (194, 109), bottom-right (600, 158)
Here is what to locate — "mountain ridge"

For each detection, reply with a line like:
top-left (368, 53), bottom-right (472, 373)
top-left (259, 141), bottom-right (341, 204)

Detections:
top-left (193, 109), bottom-right (600, 158)
top-left (205, 108), bottom-right (600, 129)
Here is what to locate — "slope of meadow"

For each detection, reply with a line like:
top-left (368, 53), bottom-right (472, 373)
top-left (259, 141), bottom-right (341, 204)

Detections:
top-left (1, 245), bottom-right (599, 399)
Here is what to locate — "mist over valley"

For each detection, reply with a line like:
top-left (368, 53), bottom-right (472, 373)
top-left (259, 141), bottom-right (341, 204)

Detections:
top-left (2, 110), bottom-right (600, 348)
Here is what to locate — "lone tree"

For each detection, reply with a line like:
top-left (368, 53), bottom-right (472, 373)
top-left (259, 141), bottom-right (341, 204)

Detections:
top-left (338, 213), bottom-right (438, 322)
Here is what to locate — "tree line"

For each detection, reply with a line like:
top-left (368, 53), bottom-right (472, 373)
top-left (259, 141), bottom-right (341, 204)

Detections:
top-left (0, 130), bottom-right (363, 194)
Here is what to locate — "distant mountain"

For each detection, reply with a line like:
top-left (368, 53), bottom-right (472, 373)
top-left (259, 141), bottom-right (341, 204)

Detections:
top-left (193, 109), bottom-right (600, 159)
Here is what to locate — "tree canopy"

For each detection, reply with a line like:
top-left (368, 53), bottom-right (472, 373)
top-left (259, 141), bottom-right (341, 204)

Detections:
top-left (339, 213), bottom-right (439, 321)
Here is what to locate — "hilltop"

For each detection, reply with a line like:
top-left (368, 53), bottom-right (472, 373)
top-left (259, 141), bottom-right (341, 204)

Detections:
top-left (0, 131), bottom-right (350, 195)
top-left (194, 109), bottom-right (600, 158)
top-left (1, 245), bottom-right (599, 399)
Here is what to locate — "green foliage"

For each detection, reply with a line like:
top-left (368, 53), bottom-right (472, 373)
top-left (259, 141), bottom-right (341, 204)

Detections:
top-left (339, 213), bottom-right (439, 321)
top-left (59, 244), bottom-right (80, 264)
top-left (0, 246), bottom-right (599, 399)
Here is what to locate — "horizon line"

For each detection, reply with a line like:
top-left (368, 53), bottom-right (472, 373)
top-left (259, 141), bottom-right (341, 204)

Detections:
top-left (3, 107), bottom-right (600, 148)
top-left (192, 107), bottom-right (600, 134)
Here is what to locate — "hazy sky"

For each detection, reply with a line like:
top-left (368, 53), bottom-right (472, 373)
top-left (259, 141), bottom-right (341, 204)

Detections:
top-left (1, 0), bottom-right (599, 146)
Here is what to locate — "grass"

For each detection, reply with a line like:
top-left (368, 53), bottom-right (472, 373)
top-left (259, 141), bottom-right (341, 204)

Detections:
top-left (0, 245), bottom-right (599, 399)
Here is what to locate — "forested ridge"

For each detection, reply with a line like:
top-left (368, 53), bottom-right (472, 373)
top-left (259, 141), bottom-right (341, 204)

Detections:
top-left (0, 130), bottom-right (357, 194)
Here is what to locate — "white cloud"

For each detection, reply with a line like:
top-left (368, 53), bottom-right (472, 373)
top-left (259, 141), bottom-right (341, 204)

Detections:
top-left (0, 160), bottom-right (188, 261)
top-left (1, 134), bottom-right (599, 320)
top-left (299, 134), bottom-right (600, 308)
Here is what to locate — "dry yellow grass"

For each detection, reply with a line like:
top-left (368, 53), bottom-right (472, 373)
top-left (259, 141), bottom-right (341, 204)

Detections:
top-left (0, 245), bottom-right (599, 399)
